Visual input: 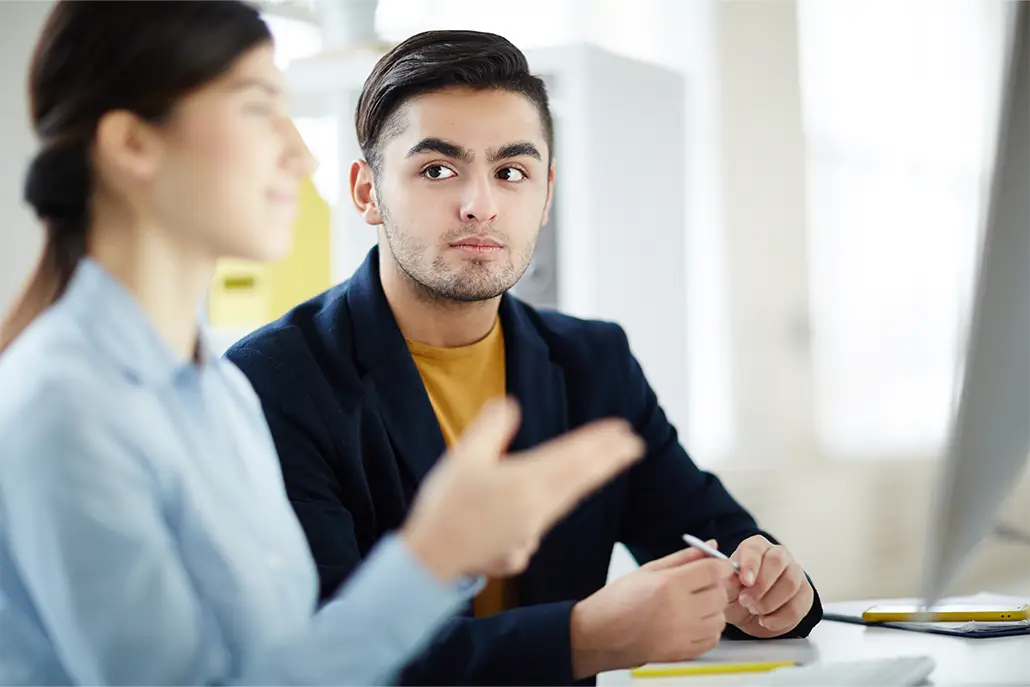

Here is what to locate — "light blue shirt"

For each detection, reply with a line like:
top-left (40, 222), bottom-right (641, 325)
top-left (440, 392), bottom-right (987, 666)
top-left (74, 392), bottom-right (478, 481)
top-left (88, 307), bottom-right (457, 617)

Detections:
top-left (0, 259), bottom-right (474, 685)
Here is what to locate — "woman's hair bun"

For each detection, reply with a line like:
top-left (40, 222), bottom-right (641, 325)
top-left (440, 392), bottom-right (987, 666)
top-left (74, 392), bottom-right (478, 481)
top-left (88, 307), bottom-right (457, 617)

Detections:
top-left (23, 144), bottom-right (91, 222)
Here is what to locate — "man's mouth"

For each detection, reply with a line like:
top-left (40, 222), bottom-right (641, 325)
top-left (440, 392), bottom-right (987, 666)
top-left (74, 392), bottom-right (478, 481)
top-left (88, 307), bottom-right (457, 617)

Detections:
top-left (449, 236), bottom-right (505, 253)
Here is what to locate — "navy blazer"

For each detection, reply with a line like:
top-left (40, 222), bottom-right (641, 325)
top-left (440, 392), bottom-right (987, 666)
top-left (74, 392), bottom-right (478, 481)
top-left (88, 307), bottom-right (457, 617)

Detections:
top-left (226, 247), bottom-right (822, 686)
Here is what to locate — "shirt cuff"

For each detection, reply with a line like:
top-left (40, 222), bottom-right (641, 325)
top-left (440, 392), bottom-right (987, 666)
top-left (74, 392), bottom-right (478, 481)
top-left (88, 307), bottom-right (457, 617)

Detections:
top-left (385, 534), bottom-right (485, 599)
top-left (354, 533), bottom-right (480, 620)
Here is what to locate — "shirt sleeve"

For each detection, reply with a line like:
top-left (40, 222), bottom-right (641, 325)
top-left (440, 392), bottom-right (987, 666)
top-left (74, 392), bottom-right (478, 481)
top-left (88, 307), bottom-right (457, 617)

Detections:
top-left (255, 536), bottom-right (483, 686)
top-left (1, 387), bottom-right (472, 686)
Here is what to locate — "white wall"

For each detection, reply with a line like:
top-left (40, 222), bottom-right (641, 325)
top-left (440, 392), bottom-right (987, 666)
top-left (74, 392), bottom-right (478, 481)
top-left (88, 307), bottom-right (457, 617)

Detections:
top-left (0, 2), bottom-right (53, 316)
top-left (578, 0), bottom-right (818, 466)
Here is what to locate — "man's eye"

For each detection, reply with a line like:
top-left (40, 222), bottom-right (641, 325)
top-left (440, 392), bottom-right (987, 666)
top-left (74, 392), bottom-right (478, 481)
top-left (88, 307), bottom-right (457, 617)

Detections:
top-left (422, 165), bottom-right (456, 180)
top-left (497, 167), bottom-right (526, 182)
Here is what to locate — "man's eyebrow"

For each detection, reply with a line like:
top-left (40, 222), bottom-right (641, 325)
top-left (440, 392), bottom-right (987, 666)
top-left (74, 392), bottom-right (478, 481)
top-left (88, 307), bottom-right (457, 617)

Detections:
top-left (405, 138), bottom-right (473, 162)
top-left (487, 142), bottom-right (543, 163)
top-left (404, 138), bottom-right (544, 164)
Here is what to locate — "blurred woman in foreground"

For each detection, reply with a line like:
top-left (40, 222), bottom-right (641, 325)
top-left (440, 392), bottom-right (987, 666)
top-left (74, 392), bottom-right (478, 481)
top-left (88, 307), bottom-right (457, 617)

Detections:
top-left (0, 2), bottom-right (642, 684)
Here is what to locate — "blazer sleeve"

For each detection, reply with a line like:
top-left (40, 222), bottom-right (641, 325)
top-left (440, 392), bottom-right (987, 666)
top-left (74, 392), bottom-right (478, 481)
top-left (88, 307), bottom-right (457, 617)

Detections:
top-left (610, 326), bottom-right (822, 639)
top-left (227, 338), bottom-right (364, 600)
top-left (395, 602), bottom-right (578, 686)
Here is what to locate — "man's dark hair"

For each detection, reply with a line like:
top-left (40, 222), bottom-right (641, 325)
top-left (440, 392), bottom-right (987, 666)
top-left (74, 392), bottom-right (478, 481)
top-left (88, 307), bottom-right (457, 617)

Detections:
top-left (355, 30), bottom-right (554, 172)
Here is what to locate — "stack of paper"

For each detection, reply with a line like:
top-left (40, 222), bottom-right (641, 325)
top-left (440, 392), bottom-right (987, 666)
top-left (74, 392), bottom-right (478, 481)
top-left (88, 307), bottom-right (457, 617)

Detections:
top-left (887, 619), bottom-right (1028, 634)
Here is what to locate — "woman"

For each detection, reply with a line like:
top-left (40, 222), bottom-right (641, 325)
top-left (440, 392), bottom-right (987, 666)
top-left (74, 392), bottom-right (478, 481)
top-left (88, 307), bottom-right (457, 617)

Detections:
top-left (0, 2), bottom-right (643, 684)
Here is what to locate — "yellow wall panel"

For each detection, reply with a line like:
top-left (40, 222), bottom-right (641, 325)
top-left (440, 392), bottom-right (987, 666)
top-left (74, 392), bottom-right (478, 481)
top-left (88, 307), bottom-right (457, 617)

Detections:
top-left (208, 176), bottom-right (332, 329)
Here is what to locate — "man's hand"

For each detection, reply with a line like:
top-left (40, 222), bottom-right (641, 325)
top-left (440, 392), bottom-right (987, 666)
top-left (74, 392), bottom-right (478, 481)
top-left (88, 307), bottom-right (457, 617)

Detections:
top-left (569, 547), bottom-right (735, 679)
top-left (724, 535), bottom-right (814, 637)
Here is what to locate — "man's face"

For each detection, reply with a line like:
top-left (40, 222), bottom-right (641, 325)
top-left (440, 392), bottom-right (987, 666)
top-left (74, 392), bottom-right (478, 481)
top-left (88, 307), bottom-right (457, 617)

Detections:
top-left (369, 87), bottom-right (553, 302)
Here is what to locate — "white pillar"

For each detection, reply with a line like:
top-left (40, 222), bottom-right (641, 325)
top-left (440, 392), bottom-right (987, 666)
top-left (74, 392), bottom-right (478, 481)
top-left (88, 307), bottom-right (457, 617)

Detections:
top-left (715, 0), bottom-right (818, 464)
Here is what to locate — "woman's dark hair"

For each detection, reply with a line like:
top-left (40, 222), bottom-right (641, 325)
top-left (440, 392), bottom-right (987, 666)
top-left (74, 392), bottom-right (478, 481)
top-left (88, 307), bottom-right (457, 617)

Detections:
top-left (355, 30), bottom-right (554, 174)
top-left (1, 0), bottom-right (271, 353)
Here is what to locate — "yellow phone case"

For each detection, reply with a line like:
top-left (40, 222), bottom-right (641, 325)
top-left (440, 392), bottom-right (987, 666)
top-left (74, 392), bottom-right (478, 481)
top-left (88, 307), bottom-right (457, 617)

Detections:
top-left (862, 604), bottom-right (1030, 623)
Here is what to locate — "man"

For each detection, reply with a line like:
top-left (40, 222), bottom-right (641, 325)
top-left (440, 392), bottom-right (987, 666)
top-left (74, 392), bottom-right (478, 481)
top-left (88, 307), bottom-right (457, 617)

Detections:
top-left (227, 29), bottom-right (822, 686)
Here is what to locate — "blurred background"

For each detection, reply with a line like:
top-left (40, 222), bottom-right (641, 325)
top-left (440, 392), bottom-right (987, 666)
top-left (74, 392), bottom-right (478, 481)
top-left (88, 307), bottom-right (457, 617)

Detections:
top-left (1, 0), bottom-right (1026, 603)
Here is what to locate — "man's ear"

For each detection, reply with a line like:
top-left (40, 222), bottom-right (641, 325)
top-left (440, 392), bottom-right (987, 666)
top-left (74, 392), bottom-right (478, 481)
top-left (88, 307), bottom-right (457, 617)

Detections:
top-left (349, 159), bottom-right (382, 225)
top-left (542, 159), bottom-right (556, 226)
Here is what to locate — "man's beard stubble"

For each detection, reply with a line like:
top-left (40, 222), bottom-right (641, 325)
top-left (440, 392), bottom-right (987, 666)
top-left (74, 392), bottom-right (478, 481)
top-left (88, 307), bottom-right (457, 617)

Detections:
top-left (379, 202), bottom-right (537, 304)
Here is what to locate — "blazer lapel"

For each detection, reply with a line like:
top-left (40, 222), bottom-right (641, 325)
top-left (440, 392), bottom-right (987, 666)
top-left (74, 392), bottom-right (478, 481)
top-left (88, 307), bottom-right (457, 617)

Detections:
top-left (498, 296), bottom-right (569, 454)
top-left (501, 297), bottom-right (599, 605)
top-left (346, 248), bottom-right (445, 484)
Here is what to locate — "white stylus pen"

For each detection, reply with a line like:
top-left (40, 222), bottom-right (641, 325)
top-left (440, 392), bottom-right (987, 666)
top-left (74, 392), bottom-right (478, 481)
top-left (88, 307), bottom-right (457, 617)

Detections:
top-left (682, 533), bottom-right (740, 572)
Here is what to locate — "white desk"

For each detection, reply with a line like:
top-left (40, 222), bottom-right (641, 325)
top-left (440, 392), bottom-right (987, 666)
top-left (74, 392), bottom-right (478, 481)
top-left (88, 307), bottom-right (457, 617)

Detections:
top-left (598, 615), bottom-right (1027, 686)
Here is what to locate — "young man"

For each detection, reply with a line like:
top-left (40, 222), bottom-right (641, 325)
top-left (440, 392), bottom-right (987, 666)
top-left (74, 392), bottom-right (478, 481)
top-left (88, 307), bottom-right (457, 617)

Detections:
top-left (227, 30), bottom-right (822, 685)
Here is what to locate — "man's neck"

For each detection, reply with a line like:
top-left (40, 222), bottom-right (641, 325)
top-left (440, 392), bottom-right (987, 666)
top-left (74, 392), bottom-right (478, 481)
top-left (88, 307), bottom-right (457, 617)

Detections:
top-left (380, 255), bottom-right (500, 348)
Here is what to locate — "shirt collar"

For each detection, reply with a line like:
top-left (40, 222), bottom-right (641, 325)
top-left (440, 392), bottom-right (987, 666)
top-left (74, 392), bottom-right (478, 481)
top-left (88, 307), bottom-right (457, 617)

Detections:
top-left (61, 258), bottom-right (218, 385)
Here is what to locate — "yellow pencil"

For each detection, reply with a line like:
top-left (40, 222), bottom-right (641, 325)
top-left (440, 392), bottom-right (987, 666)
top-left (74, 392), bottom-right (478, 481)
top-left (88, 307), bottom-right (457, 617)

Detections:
top-left (630, 661), bottom-right (797, 678)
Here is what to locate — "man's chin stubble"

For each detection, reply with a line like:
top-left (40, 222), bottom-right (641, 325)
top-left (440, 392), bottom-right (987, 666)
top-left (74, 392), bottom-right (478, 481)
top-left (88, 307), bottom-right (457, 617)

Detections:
top-left (395, 265), bottom-right (503, 306)
top-left (415, 266), bottom-right (515, 304)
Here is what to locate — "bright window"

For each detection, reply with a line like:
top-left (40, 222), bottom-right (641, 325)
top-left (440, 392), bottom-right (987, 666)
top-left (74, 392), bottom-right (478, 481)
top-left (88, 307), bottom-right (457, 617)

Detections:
top-left (797, 0), bottom-right (1006, 458)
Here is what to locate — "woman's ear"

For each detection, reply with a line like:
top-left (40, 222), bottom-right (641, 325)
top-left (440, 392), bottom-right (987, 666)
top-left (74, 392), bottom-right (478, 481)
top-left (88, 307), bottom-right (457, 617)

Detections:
top-left (94, 110), bottom-right (164, 186)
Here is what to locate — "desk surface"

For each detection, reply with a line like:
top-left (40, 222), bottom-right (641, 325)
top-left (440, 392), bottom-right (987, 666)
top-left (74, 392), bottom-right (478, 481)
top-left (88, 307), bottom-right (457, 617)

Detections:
top-left (598, 618), bottom-right (1027, 686)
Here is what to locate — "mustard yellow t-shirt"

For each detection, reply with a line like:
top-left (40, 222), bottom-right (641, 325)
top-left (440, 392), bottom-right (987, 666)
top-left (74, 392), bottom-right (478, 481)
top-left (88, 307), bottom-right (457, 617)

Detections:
top-left (406, 318), bottom-right (507, 447)
top-left (406, 318), bottom-right (514, 616)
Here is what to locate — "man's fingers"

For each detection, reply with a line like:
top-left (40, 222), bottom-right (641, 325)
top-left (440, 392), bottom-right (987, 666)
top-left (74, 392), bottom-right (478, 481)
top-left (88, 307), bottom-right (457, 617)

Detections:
top-left (724, 600), bottom-right (753, 627)
top-left (757, 586), bottom-right (812, 635)
top-left (450, 397), bottom-right (522, 463)
top-left (746, 564), bottom-right (802, 615)
top-left (732, 535), bottom-right (771, 587)
top-left (665, 558), bottom-right (735, 594)
top-left (725, 571), bottom-right (744, 604)
top-left (740, 546), bottom-right (790, 606)
top-left (693, 585), bottom-right (730, 619)
top-left (641, 546), bottom-right (708, 572)
top-left (688, 634), bottom-right (721, 655)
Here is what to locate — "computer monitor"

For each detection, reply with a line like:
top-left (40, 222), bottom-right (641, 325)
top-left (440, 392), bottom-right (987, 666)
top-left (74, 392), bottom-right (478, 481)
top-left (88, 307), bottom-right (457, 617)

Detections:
top-left (921, 1), bottom-right (1030, 607)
